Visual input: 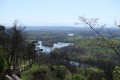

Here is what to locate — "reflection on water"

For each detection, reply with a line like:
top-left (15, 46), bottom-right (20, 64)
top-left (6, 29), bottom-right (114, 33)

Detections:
top-left (36, 41), bottom-right (73, 53)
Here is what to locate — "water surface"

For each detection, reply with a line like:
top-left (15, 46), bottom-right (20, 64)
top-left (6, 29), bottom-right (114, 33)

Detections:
top-left (36, 41), bottom-right (73, 53)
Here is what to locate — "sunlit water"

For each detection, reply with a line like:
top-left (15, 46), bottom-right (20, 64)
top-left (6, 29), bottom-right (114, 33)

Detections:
top-left (36, 41), bottom-right (73, 53)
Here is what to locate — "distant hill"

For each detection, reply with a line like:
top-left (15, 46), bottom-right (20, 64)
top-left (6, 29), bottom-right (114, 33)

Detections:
top-left (26, 26), bottom-right (120, 38)
top-left (26, 26), bottom-right (119, 32)
top-left (26, 26), bottom-right (91, 31)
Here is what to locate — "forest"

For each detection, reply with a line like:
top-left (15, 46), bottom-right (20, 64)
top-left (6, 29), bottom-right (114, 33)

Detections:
top-left (0, 17), bottom-right (120, 80)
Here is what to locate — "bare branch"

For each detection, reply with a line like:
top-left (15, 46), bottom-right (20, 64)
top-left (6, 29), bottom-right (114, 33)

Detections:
top-left (114, 19), bottom-right (120, 27)
top-left (78, 16), bottom-right (120, 58)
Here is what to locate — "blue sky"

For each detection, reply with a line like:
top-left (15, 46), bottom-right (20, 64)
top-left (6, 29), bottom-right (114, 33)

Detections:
top-left (0, 0), bottom-right (120, 26)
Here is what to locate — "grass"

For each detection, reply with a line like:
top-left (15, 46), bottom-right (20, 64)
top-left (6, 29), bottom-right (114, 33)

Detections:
top-left (21, 64), bottom-right (39, 80)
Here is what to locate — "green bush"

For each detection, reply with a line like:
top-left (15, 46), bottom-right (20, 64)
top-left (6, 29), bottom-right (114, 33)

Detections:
top-left (64, 74), bottom-right (72, 80)
top-left (29, 65), bottom-right (68, 80)
top-left (77, 67), bottom-right (105, 80)
top-left (72, 74), bottom-right (87, 80)
top-left (55, 65), bottom-right (66, 80)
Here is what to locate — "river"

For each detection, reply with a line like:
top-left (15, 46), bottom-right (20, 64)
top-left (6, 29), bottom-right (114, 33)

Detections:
top-left (36, 41), bottom-right (73, 53)
top-left (36, 41), bottom-right (91, 67)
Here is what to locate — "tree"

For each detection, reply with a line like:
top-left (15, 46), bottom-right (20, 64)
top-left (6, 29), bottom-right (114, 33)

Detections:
top-left (78, 16), bottom-right (120, 58)
top-left (7, 22), bottom-right (27, 72)
top-left (0, 22), bottom-right (28, 73)
top-left (25, 40), bottom-right (37, 62)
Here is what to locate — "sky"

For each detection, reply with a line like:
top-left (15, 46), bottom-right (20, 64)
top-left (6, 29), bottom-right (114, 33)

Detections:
top-left (0, 0), bottom-right (120, 26)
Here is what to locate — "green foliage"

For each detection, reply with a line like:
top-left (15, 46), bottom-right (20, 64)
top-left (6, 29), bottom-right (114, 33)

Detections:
top-left (22, 64), bottom-right (68, 80)
top-left (64, 74), bottom-right (72, 80)
top-left (21, 64), bottom-right (39, 80)
top-left (77, 67), bottom-right (104, 80)
top-left (22, 64), bottom-right (106, 80)
top-left (54, 65), bottom-right (67, 80)
top-left (66, 37), bottom-right (120, 63)
top-left (113, 66), bottom-right (120, 80)
top-left (72, 74), bottom-right (87, 80)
